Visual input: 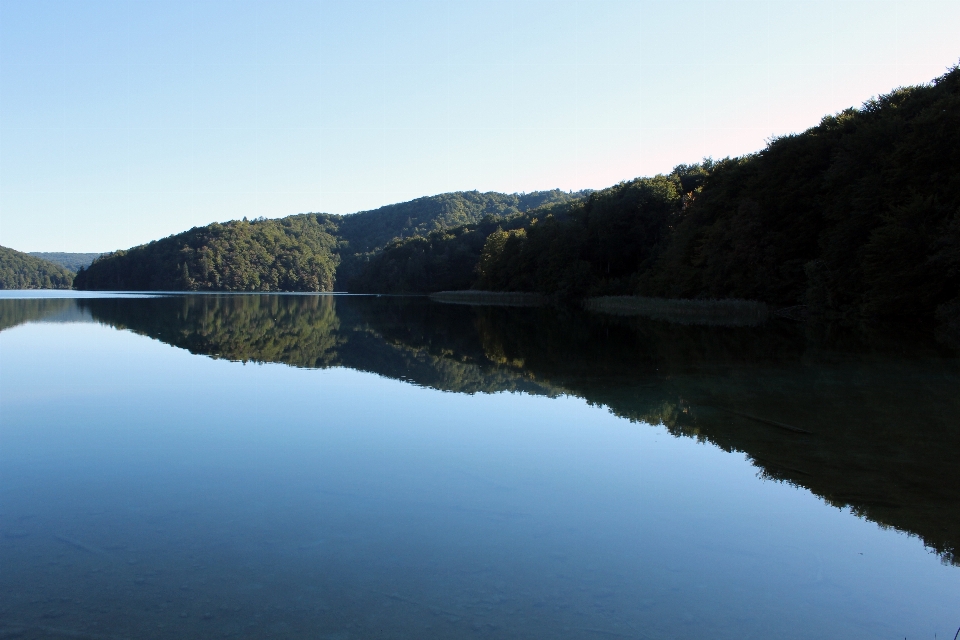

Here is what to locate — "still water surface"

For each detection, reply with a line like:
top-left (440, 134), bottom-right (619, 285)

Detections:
top-left (1, 292), bottom-right (958, 639)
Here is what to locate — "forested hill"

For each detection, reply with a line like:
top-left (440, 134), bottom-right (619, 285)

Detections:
top-left (72, 65), bottom-right (960, 329)
top-left (333, 190), bottom-right (589, 286)
top-left (73, 189), bottom-right (587, 292)
top-left (355, 65), bottom-right (960, 328)
top-left (29, 252), bottom-right (101, 272)
top-left (0, 246), bottom-right (74, 289)
top-left (74, 215), bottom-right (340, 291)
top-left (338, 190), bottom-right (588, 256)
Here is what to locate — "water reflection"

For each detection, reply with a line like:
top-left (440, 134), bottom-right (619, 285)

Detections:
top-left (4, 293), bottom-right (957, 568)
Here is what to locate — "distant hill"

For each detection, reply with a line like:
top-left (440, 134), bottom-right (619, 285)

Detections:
top-left (0, 246), bottom-right (74, 289)
top-left (29, 252), bottom-right (101, 272)
top-left (73, 189), bottom-right (589, 292)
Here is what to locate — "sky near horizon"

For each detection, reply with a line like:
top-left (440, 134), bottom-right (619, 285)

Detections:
top-left (1, 1), bottom-right (958, 252)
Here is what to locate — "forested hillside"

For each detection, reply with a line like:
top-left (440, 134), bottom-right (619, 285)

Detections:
top-left (333, 190), bottom-right (588, 286)
top-left (74, 66), bottom-right (959, 328)
top-left (74, 189), bottom-right (586, 292)
top-left (350, 166), bottom-right (713, 296)
top-left (356, 65), bottom-right (960, 327)
top-left (645, 67), bottom-right (960, 321)
top-left (29, 252), bottom-right (101, 272)
top-left (337, 190), bottom-right (587, 255)
top-left (74, 215), bottom-right (340, 291)
top-left (348, 199), bottom-right (586, 293)
top-left (0, 246), bottom-right (74, 289)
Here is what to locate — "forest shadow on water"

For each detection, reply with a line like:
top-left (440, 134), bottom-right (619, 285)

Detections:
top-left (1, 293), bottom-right (959, 639)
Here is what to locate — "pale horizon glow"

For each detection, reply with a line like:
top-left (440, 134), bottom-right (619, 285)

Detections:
top-left (1, 0), bottom-right (958, 252)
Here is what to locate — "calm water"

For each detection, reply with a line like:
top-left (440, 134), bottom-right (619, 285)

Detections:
top-left (1, 292), bottom-right (958, 639)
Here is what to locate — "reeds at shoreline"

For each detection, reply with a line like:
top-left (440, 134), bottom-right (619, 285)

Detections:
top-left (584, 295), bottom-right (769, 327)
top-left (430, 290), bottom-right (547, 307)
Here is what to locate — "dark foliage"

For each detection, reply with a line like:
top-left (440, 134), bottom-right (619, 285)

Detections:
top-left (337, 189), bottom-right (588, 255)
top-left (354, 170), bottom-right (697, 298)
top-left (647, 66), bottom-right (960, 323)
top-left (347, 226), bottom-right (489, 293)
top-left (475, 174), bottom-right (690, 297)
top-left (74, 215), bottom-right (340, 292)
top-left (363, 66), bottom-right (960, 328)
top-left (75, 190), bottom-right (588, 293)
top-left (0, 245), bottom-right (74, 289)
top-left (348, 211), bottom-right (541, 293)
top-left (334, 190), bottom-right (589, 287)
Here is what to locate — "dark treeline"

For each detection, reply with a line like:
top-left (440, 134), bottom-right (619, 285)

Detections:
top-left (5, 293), bottom-right (956, 564)
top-left (74, 190), bottom-right (586, 293)
top-left (356, 66), bottom-right (960, 330)
top-left (0, 245), bottom-right (74, 289)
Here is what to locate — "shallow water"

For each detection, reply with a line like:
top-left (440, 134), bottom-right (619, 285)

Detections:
top-left (1, 292), bottom-right (958, 639)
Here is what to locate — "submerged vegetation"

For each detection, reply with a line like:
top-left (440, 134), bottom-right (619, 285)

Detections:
top-left (0, 246), bottom-right (74, 289)
top-left (430, 290), bottom-right (548, 307)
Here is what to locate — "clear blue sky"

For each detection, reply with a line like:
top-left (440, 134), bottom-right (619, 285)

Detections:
top-left (1, 0), bottom-right (958, 252)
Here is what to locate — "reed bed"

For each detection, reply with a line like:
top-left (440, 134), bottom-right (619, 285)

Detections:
top-left (584, 295), bottom-right (769, 327)
top-left (430, 290), bottom-right (547, 307)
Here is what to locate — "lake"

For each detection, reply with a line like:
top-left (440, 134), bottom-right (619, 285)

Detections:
top-left (1, 292), bottom-right (958, 639)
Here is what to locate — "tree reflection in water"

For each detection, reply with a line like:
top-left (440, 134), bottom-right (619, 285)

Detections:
top-left (3, 293), bottom-right (958, 565)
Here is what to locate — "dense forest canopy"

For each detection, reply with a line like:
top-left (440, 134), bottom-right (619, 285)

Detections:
top-left (333, 189), bottom-right (589, 287)
top-left (74, 190), bottom-right (587, 293)
top-left (74, 215), bottom-right (340, 292)
top-left (348, 165), bottom-right (715, 297)
top-left (347, 206), bottom-right (567, 293)
top-left (645, 70), bottom-right (960, 321)
top-left (336, 189), bottom-right (589, 256)
top-left (0, 245), bottom-right (74, 289)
